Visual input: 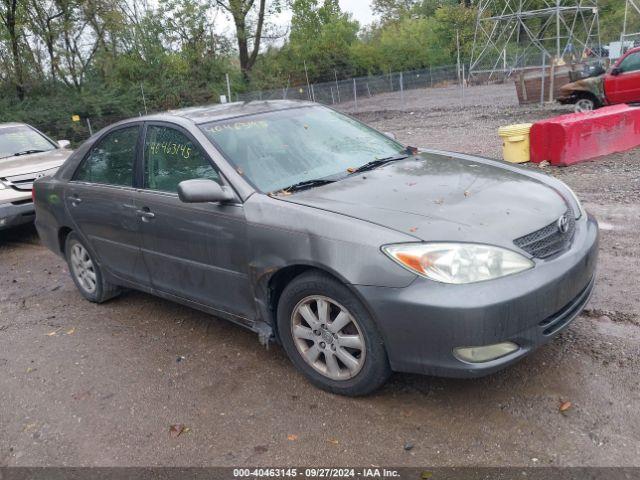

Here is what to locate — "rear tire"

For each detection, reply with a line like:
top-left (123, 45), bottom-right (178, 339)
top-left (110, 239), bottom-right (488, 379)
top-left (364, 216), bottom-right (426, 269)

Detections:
top-left (65, 232), bottom-right (121, 303)
top-left (277, 271), bottom-right (391, 396)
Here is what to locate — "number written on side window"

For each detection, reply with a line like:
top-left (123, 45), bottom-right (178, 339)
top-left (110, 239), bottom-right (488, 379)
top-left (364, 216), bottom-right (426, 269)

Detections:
top-left (74, 126), bottom-right (139, 186)
top-left (144, 126), bottom-right (220, 193)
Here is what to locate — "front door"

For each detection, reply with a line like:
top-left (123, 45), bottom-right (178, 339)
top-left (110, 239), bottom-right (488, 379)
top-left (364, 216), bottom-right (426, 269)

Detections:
top-left (66, 124), bottom-right (150, 286)
top-left (606, 50), bottom-right (640, 104)
top-left (134, 123), bottom-right (254, 319)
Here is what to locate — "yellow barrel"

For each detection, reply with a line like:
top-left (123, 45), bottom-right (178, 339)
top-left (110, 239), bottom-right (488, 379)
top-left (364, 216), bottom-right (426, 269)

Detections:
top-left (498, 123), bottom-right (533, 163)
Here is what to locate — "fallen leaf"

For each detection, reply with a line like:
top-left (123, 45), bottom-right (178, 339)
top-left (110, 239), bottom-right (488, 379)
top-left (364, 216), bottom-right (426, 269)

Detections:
top-left (464, 190), bottom-right (471, 197)
top-left (66, 328), bottom-right (75, 335)
top-left (72, 390), bottom-right (92, 401)
top-left (328, 438), bottom-right (339, 445)
top-left (421, 472), bottom-right (433, 480)
top-left (346, 167), bottom-right (356, 173)
top-left (46, 331), bottom-right (58, 336)
top-left (23, 422), bottom-right (37, 432)
top-left (26, 367), bottom-right (35, 374)
top-left (169, 424), bottom-right (188, 438)
top-left (287, 434), bottom-right (298, 441)
top-left (559, 401), bottom-right (572, 412)
top-left (409, 227), bottom-right (418, 232)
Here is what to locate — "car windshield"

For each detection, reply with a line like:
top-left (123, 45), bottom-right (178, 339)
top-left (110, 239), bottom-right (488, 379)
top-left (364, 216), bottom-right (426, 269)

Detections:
top-left (0, 125), bottom-right (56, 161)
top-left (200, 106), bottom-right (405, 193)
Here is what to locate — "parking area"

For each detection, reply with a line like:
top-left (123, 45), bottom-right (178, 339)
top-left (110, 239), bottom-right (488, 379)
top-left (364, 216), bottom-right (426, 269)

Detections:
top-left (1, 84), bottom-right (639, 467)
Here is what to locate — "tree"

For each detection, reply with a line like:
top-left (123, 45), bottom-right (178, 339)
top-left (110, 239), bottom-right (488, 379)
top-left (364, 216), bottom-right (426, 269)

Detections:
top-left (214, 0), bottom-right (282, 79)
top-left (0, 0), bottom-right (25, 98)
top-left (28, 0), bottom-right (64, 82)
top-left (286, 0), bottom-right (359, 81)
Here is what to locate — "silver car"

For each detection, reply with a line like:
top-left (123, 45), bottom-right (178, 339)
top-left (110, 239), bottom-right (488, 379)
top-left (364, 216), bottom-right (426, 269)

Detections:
top-left (0, 123), bottom-right (72, 230)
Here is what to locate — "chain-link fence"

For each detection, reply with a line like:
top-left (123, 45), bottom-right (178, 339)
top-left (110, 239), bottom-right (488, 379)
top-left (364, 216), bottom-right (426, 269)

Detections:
top-left (39, 63), bottom-right (504, 146)
top-left (236, 64), bottom-right (478, 108)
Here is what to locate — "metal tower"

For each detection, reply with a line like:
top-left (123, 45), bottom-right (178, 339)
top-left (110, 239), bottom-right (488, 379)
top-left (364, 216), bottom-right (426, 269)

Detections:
top-left (621, 0), bottom-right (640, 47)
top-left (469, 0), bottom-right (601, 79)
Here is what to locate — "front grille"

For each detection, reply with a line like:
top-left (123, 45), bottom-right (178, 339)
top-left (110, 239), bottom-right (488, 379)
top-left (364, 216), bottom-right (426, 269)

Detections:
top-left (513, 208), bottom-right (576, 259)
top-left (3, 172), bottom-right (37, 191)
top-left (538, 276), bottom-right (594, 336)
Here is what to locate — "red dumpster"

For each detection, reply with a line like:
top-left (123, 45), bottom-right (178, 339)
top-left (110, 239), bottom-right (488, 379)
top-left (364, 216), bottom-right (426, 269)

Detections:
top-left (530, 104), bottom-right (640, 166)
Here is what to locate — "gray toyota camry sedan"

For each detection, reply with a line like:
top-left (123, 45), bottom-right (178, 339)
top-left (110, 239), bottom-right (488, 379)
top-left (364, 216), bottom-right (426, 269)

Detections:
top-left (34, 100), bottom-right (598, 395)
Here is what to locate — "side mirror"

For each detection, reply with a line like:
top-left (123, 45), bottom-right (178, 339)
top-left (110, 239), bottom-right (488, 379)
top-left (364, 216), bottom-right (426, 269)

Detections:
top-left (58, 140), bottom-right (71, 149)
top-left (610, 67), bottom-right (621, 76)
top-left (383, 131), bottom-right (397, 140)
top-left (177, 179), bottom-right (235, 204)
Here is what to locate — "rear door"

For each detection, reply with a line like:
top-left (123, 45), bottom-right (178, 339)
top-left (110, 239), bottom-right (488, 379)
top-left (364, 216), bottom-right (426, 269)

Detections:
top-left (605, 50), bottom-right (640, 104)
top-left (66, 124), bottom-right (150, 286)
top-left (133, 122), bottom-right (254, 319)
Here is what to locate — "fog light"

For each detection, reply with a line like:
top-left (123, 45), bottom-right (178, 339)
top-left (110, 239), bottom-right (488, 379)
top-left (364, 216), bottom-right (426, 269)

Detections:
top-left (453, 342), bottom-right (519, 363)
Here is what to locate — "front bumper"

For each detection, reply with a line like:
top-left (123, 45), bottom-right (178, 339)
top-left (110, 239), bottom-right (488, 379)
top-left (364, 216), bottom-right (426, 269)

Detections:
top-left (0, 201), bottom-right (35, 230)
top-left (355, 214), bottom-right (599, 377)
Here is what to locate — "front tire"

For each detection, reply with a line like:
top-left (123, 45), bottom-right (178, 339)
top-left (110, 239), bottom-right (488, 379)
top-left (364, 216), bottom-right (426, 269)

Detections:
top-left (65, 232), bottom-right (121, 303)
top-left (277, 271), bottom-right (391, 396)
top-left (574, 95), bottom-right (598, 113)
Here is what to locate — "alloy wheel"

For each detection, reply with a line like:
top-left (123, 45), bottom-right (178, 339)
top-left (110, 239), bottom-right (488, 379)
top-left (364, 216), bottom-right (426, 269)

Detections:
top-left (574, 98), bottom-right (594, 113)
top-left (70, 243), bottom-right (97, 294)
top-left (291, 295), bottom-right (366, 380)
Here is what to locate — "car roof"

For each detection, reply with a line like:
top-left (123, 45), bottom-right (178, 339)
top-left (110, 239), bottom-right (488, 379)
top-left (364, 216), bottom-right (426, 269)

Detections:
top-left (141, 99), bottom-right (316, 125)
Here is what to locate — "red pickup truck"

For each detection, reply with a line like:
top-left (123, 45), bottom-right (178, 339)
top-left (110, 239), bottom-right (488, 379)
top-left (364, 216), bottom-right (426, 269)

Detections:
top-left (559, 46), bottom-right (640, 112)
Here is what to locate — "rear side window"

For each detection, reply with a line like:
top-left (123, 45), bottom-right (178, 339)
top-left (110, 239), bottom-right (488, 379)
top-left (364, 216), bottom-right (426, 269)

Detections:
top-left (619, 52), bottom-right (640, 73)
top-left (144, 125), bottom-right (220, 193)
top-left (74, 126), bottom-right (139, 186)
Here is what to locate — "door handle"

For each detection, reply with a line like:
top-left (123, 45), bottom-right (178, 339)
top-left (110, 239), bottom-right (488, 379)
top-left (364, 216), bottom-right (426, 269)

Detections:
top-left (136, 208), bottom-right (155, 221)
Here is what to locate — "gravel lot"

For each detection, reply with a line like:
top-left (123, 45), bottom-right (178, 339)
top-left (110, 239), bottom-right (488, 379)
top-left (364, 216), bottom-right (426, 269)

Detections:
top-left (1, 84), bottom-right (639, 467)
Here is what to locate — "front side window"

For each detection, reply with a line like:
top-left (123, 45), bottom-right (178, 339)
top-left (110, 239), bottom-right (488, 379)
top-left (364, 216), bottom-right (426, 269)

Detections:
top-left (619, 52), bottom-right (640, 73)
top-left (74, 126), bottom-right (139, 186)
top-left (0, 125), bottom-right (56, 161)
top-left (199, 106), bottom-right (404, 193)
top-left (144, 125), bottom-right (220, 193)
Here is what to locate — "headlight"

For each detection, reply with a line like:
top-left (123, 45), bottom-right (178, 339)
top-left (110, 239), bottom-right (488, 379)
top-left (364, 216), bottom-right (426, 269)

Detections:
top-left (564, 185), bottom-right (585, 219)
top-left (382, 242), bottom-right (534, 284)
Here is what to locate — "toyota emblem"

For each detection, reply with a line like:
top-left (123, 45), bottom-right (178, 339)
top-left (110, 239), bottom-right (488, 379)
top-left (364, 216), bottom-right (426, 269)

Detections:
top-left (557, 215), bottom-right (569, 234)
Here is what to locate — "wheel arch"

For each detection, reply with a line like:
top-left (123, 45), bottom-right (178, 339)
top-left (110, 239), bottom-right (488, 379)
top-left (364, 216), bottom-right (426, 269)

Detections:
top-left (58, 226), bottom-right (73, 255)
top-left (262, 263), bottom-right (376, 342)
top-left (575, 90), bottom-right (601, 108)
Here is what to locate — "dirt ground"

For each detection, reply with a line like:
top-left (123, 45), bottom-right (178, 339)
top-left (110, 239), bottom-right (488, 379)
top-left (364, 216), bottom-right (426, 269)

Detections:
top-left (1, 84), bottom-right (639, 467)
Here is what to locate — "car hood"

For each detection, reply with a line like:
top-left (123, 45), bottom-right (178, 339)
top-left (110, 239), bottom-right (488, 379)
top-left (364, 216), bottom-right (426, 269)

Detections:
top-left (278, 151), bottom-right (569, 249)
top-left (559, 75), bottom-right (605, 102)
top-left (0, 149), bottom-right (72, 178)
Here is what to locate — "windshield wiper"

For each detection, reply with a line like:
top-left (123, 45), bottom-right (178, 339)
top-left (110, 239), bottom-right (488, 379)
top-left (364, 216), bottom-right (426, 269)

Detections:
top-left (13, 149), bottom-right (47, 157)
top-left (350, 153), bottom-right (409, 174)
top-left (277, 178), bottom-right (336, 194)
